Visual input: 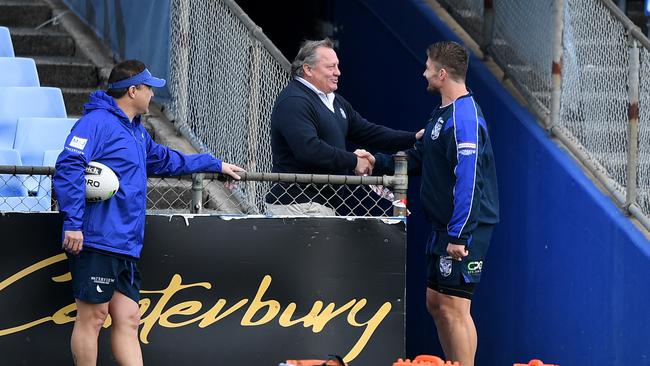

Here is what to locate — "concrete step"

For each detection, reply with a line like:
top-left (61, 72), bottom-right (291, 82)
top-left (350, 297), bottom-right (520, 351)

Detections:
top-left (0, 0), bottom-right (51, 28)
top-left (61, 87), bottom-right (95, 116)
top-left (10, 27), bottom-right (75, 57)
top-left (32, 56), bottom-right (98, 88)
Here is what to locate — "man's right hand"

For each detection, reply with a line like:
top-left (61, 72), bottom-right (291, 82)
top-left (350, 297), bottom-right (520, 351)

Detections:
top-left (354, 149), bottom-right (375, 175)
top-left (63, 230), bottom-right (84, 254)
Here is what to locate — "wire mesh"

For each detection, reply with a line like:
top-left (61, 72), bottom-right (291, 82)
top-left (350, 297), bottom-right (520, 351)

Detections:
top-left (440, 0), bottom-right (650, 225)
top-left (489, 0), bottom-right (555, 118)
top-left (638, 47), bottom-right (650, 216)
top-left (0, 171), bottom-right (399, 217)
top-left (164, 0), bottom-right (291, 212)
top-left (437, 0), bottom-right (484, 42)
top-left (559, 0), bottom-right (629, 195)
top-left (0, 173), bottom-right (55, 211)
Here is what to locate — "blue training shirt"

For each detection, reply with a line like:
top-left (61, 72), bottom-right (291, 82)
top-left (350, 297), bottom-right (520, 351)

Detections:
top-left (375, 92), bottom-right (499, 246)
top-left (54, 90), bottom-right (223, 258)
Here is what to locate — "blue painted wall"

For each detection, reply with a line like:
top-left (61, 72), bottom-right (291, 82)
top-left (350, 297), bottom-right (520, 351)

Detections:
top-left (63, 0), bottom-right (171, 100)
top-left (331, 0), bottom-right (650, 365)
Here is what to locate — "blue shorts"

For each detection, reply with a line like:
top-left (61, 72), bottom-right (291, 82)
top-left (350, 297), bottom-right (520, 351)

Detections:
top-left (426, 224), bottom-right (494, 299)
top-left (67, 249), bottom-right (141, 304)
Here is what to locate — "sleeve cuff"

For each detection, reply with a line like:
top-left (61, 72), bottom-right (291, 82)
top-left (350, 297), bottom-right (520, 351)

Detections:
top-left (447, 235), bottom-right (468, 246)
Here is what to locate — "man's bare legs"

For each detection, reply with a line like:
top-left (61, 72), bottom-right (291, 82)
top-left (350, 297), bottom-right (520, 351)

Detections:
top-left (71, 300), bottom-right (109, 365)
top-left (426, 288), bottom-right (477, 366)
top-left (109, 291), bottom-right (143, 366)
top-left (70, 291), bottom-right (142, 366)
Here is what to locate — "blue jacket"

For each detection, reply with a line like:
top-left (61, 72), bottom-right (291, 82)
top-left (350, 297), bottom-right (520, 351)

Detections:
top-left (375, 93), bottom-right (499, 245)
top-left (54, 90), bottom-right (222, 258)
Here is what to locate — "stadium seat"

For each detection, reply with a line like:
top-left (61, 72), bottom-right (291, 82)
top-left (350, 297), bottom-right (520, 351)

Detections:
top-left (35, 149), bottom-right (62, 208)
top-left (0, 26), bottom-right (14, 57)
top-left (14, 117), bottom-right (76, 195)
top-left (0, 148), bottom-right (27, 197)
top-left (0, 87), bottom-right (67, 150)
top-left (0, 57), bottom-right (40, 86)
top-left (14, 117), bottom-right (77, 166)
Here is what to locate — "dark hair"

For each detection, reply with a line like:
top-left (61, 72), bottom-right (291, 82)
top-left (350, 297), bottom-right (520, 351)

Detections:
top-left (426, 41), bottom-right (469, 82)
top-left (106, 59), bottom-right (146, 98)
top-left (291, 38), bottom-right (335, 78)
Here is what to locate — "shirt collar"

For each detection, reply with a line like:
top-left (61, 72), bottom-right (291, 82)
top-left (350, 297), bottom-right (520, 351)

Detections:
top-left (296, 77), bottom-right (335, 102)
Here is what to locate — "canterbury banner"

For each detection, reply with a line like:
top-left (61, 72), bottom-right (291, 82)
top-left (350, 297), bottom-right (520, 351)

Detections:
top-left (0, 213), bottom-right (406, 365)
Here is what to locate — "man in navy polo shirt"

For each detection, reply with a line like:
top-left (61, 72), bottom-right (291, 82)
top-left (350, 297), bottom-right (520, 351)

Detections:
top-left (266, 38), bottom-right (423, 215)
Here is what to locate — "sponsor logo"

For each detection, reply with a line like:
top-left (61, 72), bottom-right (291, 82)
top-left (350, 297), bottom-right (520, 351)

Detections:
top-left (0, 254), bottom-right (392, 363)
top-left (439, 256), bottom-right (452, 277)
top-left (340, 108), bottom-right (346, 119)
top-left (457, 142), bottom-right (477, 149)
top-left (96, 285), bottom-right (103, 293)
top-left (69, 136), bottom-right (88, 150)
top-left (64, 146), bottom-right (84, 155)
top-left (431, 118), bottom-right (444, 140)
top-left (91, 276), bottom-right (114, 285)
top-left (458, 141), bottom-right (477, 156)
top-left (84, 165), bottom-right (102, 175)
top-left (467, 261), bottom-right (483, 275)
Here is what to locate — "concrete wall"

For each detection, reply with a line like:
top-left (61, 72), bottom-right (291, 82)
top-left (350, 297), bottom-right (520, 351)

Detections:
top-left (331, 0), bottom-right (650, 364)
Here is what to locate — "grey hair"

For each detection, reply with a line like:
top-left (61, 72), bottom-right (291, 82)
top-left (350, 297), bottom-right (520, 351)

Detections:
top-left (291, 38), bottom-right (335, 78)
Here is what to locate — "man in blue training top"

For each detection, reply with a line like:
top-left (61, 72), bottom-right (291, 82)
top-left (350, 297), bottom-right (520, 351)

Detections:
top-left (266, 38), bottom-right (423, 215)
top-left (368, 41), bottom-right (499, 366)
top-left (53, 59), bottom-right (244, 366)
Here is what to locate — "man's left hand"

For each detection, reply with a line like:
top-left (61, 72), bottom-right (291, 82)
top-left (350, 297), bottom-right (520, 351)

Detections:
top-left (415, 128), bottom-right (425, 140)
top-left (447, 243), bottom-right (468, 261)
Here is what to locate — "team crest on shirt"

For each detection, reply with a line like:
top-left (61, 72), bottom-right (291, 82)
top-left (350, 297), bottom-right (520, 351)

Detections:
top-left (439, 256), bottom-right (453, 277)
top-left (431, 118), bottom-right (444, 140)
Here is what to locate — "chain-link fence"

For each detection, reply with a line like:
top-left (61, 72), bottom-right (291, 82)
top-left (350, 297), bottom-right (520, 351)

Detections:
top-left (438, 0), bottom-right (650, 231)
top-left (163, 0), bottom-right (291, 212)
top-left (0, 158), bottom-right (409, 217)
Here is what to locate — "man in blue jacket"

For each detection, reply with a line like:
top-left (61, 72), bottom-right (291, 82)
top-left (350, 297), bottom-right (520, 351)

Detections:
top-left (266, 38), bottom-right (423, 215)
top-left (370, 41), bottom-right (499, 366)
top-left (53, 60), bottom-right (244, 366)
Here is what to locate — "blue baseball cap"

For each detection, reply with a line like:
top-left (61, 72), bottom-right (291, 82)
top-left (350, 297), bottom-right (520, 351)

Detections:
top-left (107, 68), bottom-right (166, 89)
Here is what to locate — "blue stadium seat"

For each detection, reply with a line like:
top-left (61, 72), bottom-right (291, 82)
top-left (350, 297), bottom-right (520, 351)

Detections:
top-left (0, 148), bottom-right (27, 197)
top-left (0, 26), bottom-right (14, 57)
top-left (34, 149), bottom-right (62, 211)
top-left (0, 87), bottom-right (67, 150)
top-left (0, 57), bottom-right (40, 86)
top-left (14, 117), bottom-right (77, 166)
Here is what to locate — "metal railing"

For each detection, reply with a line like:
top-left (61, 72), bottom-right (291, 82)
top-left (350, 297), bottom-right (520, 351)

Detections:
top-left (0, 153), bottom-right (408, 217)
top-left (438, 0), bottom-right (650, 232)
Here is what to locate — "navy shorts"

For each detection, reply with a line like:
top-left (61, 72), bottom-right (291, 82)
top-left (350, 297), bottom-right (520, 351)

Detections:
top-left (67, 249), bottom-right (141, 304)
top-left (426, 224), bottom-right (494, 300)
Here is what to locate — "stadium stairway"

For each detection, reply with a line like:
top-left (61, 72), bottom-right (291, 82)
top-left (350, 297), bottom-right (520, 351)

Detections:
top-left (0, 0), bottom-right (101, 115)
top-left (436, 0), bottom-right (650, 218)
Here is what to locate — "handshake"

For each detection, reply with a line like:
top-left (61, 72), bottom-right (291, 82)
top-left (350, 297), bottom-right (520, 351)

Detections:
top-left (353, 128), bottom-right (424, 176)
top-left (353, 149), bottom-right (375, 176)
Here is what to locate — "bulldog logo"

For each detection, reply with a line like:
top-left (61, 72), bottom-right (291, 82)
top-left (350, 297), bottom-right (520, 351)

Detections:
top-left (439, 256), bottom-right (453, 277)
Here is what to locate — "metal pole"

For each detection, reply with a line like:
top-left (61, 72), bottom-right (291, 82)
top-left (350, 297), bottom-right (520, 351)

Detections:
top-left (191, 173), bottom-right (204, 214)
top-left (392, 151), bottom-right (408, 217)
top-left (548, 0), bottom-right (565, 130)
top-left (479, 0), bottom-right (494, 53)
top-left (626, 35), bottom-right (640, 210)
